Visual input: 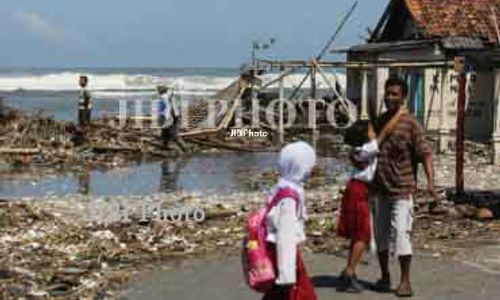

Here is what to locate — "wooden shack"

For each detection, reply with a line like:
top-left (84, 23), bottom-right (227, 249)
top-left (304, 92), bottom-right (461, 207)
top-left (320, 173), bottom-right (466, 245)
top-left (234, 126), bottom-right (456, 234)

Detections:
top-left (343, 0), bottom-right (500, 163)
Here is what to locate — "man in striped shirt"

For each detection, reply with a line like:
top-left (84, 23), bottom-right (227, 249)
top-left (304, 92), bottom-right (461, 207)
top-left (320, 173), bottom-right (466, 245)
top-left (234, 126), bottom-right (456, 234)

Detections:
top-left (373, 77), bottom-right (438, 297)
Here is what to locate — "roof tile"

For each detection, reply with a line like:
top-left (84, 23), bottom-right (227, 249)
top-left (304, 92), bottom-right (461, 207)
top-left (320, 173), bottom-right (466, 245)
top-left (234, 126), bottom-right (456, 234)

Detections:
top-left (404, 0), bottom-right (500, 44)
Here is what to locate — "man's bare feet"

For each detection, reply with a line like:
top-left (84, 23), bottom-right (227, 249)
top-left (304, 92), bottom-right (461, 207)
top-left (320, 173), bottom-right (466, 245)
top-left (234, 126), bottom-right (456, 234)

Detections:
top-left (395, 281), bottom-right (413, 297)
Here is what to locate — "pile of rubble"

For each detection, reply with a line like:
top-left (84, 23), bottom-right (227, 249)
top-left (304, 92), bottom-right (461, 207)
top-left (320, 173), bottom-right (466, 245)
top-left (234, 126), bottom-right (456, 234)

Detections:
top-left (1, 182), bottom-right (499, 298)
top-left (0, 199), bottom-right (247, 298)
top-left (0, 103), bottom-right (281, 176)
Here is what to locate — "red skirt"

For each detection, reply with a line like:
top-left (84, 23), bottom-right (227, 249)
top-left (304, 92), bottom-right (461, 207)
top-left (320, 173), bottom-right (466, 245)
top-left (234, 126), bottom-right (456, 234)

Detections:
top-left (262, 247), bottom-right (317, 300)
top-left (337, 179), bottom-right (371, 243)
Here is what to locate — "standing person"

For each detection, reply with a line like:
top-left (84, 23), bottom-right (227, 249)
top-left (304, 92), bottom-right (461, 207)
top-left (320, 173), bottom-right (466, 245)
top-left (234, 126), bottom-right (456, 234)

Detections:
top-left (337, 109), bottom-right (404, 293)
top-left (373, 77), bottom-right (438, 297)
top-left (78, 75), bottom-right (92, 128)
top-left (156, 84), bottom-right (188, 153)
top-left (263, 141), bottom-right (317, 300)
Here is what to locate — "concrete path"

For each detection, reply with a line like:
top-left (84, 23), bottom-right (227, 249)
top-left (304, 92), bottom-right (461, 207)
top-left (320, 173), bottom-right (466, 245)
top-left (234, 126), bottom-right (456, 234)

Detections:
top-left (120, 249), bottom-right (500, 300)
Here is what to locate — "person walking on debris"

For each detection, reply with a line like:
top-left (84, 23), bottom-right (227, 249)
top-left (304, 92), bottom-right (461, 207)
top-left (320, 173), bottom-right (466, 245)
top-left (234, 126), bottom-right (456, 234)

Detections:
top-left (156, 84), bottom-right (188, 153)
top-left (78, 75), bottom-right (92, 129)
top-left (372, 77), bottom-right (439, 297)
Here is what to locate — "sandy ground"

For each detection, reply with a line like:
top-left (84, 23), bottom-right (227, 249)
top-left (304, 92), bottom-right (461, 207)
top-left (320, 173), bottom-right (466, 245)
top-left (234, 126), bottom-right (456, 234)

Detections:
top-left (120, 246), bottom-right (500, 300)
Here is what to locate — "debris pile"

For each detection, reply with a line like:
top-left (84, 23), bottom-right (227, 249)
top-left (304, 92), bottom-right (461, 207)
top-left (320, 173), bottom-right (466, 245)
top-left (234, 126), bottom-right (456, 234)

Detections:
top-left (1, 183), bottom-right (500, 298)
top-left (0, 103), bottom-right (281, 175)
top-left (0, 200), bottom-right (246, 298)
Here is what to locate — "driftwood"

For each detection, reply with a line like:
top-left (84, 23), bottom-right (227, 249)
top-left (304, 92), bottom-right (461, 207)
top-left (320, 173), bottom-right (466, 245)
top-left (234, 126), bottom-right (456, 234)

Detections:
top-left (187, 138), bottom-right (278, 153)
top-left (0, 148), bottom-right (41, 155)
top-left (91, 145), bottom-right (142, 153)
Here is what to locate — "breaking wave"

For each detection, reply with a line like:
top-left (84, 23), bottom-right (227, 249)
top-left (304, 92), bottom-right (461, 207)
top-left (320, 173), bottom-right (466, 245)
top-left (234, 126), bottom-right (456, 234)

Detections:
top-left (0, 71), bottom-right (346, 98)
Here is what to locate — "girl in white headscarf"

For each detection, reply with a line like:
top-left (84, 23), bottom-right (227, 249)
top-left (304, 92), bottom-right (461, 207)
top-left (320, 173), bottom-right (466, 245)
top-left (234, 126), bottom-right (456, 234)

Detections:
top-left (263, 141), bottom-right (317, 300)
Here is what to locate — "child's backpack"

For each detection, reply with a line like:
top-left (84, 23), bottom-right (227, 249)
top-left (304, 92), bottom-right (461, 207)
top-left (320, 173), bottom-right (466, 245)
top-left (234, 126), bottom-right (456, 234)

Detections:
top-left (242, 188), bottom-right (299, 293)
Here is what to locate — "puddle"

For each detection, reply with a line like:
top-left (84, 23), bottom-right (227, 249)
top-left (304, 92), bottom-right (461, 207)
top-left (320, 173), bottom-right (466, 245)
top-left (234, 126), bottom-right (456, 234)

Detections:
top-left (0, 152), bottom-right (349, 198)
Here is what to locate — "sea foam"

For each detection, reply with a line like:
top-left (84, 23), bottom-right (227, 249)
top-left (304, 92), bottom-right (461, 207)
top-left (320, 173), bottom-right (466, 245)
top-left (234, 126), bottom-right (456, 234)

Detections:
top-left (0, 71), bottom-right (346, 97)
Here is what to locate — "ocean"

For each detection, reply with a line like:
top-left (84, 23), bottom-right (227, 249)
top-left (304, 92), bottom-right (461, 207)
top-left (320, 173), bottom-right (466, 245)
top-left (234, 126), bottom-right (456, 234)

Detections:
top-left (0, 67), bottom-right (346, 121)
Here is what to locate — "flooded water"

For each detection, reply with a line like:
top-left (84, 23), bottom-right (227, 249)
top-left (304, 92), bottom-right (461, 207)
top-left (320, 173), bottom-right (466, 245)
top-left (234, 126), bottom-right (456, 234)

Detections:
top-left (0, 67), bottom-right (349, 199)
top-left (0, 152), bottom-right (349, 199)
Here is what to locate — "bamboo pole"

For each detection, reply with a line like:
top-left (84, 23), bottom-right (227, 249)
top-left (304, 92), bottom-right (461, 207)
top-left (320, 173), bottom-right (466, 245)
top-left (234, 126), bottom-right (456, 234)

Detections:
top-left (311, 64), bottom-right (317, 99)
top-left (259, 59), bottom-right (454, 69)
top-left (261, 68), bottom-right (296, 90)
top-left (275, 1), bottom-right (357, 100)
top-left (279, 74), bottom-right (285, 145)
top-left (288, 72), bottom-right (310, 100)
top-left (312, 59), bottom-right (351, 113)
top-left (361, 69), bottom-right (369, 120)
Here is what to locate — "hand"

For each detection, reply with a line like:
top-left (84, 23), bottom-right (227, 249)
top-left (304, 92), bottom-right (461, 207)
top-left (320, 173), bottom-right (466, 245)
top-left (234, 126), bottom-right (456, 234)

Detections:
top-left (427, 184), bottom-right (441, 203)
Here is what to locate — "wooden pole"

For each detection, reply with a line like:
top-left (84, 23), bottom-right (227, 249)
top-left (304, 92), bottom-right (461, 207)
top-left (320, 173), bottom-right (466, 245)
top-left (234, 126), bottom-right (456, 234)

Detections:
top-left (279, 74), bottom-right (285, 145)
top-left (259, 59), bottom-right (454, 69)
top-left (455, 57), bottom-right (466, 193)
top-left (361, 69), bottom-right (369, 120)
top-left (311, 64), bottom-right (317, 99)
top-left (261, 68), bottom-right (295, 89)
top-left (312, 59), bottom-right (350, 113)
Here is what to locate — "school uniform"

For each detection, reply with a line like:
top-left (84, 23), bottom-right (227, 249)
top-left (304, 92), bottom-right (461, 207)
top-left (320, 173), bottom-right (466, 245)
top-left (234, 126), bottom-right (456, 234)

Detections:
top-left (262, 141), bottom-right (317, 300)
top-left (337, 140), bottom-right (379, 243)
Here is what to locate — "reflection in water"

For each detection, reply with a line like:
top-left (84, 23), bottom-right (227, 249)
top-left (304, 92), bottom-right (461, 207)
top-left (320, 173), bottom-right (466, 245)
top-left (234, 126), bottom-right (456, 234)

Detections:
top-left (77, 172), bottom-right (90, 195)
top-left (0, 152), bottom-right (349, 198)
top-left (160, 158), bottom-right (188, 193)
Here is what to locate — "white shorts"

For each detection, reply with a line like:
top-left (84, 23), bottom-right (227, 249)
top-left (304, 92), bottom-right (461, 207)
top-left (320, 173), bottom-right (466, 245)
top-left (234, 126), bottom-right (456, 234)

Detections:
top-left (375, 195), bottom-right (414, 256)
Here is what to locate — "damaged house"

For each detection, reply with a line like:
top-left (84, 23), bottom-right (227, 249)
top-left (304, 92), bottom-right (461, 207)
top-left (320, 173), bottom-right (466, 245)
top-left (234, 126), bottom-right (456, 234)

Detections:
top-left (343, 0), bottom-right (500, 163)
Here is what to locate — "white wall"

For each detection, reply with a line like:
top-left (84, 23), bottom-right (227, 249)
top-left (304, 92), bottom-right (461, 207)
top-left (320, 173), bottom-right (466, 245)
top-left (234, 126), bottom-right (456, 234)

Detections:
top-left (346, 60), bottom-right (495, 143)
top-left (464, 71), bottom-right (494, 140)
top-left (423, 67), bottom-right (494, 141)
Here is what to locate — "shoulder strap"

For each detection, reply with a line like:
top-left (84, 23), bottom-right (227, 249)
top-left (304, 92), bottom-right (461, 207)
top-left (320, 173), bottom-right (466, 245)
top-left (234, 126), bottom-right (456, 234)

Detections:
top-left (266, 188), bottom-right (300, 214)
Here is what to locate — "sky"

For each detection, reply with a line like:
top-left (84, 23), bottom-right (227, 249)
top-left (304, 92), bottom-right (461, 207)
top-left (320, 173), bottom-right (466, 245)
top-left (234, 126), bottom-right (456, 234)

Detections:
top-left (0, 0), bottom-right (388, 68)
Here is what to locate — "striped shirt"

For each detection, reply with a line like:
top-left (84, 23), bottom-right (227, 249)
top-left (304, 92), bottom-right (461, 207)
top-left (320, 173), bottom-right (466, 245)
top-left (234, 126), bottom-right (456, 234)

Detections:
top-left (374, 111), bottom-right (432, 199)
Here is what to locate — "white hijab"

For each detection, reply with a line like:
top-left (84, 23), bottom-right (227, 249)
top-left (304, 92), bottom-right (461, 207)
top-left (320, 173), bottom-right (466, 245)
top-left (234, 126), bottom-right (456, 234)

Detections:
top-left (268, 141), bottom-right (317, 220)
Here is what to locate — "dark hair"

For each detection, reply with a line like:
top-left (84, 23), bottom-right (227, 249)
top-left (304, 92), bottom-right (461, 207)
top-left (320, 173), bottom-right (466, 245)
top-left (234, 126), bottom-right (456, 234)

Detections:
top-left (385, 77), bottom-right (408, 96)
top-left (344, 120), bottom-right (370, 148)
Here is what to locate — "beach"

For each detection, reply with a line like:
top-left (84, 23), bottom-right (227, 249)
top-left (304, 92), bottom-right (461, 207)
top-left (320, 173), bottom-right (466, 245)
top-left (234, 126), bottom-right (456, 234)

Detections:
top-left (1, 68), bottom-right (500, 299)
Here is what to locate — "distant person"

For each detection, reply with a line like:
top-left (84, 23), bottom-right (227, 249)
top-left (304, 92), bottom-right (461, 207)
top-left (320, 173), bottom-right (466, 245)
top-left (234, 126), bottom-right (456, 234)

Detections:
top-left (240, 68), bottom-right (262, 115)
top-left (263, 141), bottom-right (317, 300)
top-left (78, 75), bottom-right (92, 128)
top-left (336, 110), bottom-right (404, 293)
top-left (156, 84), bottom-right (188, 153)
top-left (372, 77), bottom-right (438, 297)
